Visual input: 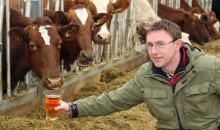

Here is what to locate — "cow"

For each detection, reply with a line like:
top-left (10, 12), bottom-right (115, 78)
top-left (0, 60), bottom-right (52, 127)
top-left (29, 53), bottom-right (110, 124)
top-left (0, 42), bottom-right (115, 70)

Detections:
top-left (44, 4), bottom-right (109, 75)
top-left (64, 0), bottom-right (130, 45)
top-left (64, 0), bottom-right (130, 63)
top-left (180, 0), bottom-right (219, 40)
top-left (192, 0), bottom-right (219, 37)
top-left (2, 8), bottom-right (79, 94)
top-left (87, 0), bottom-right (130, 45)
top-left (158, 3), bottom-right (211, 45)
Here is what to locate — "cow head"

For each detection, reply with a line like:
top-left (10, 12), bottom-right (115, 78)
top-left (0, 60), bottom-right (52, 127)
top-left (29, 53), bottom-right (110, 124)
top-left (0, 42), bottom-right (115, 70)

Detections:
top-left (88, 0), bottom-right (130, 45)
top-left (54, 4), bottom-right (109, 69)
top-left (192, 9), bottom-right (220, 40)
top-left (9, 17), bottom-right (78, 90)
top-left (181, 8), bottom-right (211, 45)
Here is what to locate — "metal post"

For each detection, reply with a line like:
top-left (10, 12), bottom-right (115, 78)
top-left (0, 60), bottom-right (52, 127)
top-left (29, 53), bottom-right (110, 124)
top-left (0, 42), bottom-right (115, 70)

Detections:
top-left (25, 0), bottom-right (31, 17)
top-left (6, 0), bottom-right (11, 97)
top-left (0, 0), bottom-right (4, 101)
top-left (60, 0), bottom-right (64, 11)
top-left (186, 0), bottom-right (192, 7)
top-left (55, 0), bottom-right (60, 11)
top-left (38, 0), bottom-right (43, 17)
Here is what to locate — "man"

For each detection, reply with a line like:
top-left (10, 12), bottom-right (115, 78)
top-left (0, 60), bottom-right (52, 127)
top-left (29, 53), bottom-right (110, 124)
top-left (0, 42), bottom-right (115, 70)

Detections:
top-left (55, 19), bottom-right (220, 129)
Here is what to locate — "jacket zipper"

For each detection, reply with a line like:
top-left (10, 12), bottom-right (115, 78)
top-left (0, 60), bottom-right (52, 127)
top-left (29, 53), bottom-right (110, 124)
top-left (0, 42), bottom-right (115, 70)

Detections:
top-left (171, 72), bottom-right (184, 130)
top-left (172, 84), bottom-right (183, 130)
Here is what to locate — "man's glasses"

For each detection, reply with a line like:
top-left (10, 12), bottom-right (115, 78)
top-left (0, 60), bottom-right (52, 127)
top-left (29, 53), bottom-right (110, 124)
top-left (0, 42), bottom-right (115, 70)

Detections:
top-left (146, 40), bottom-right (175, 50)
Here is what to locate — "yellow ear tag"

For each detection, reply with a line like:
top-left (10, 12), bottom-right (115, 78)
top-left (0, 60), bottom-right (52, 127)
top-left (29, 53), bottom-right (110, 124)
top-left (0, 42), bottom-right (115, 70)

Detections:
top-left (114, 8), bottom-right (122, 12)
top-left (65, 30), bottom-right (70, 37)
top-left (95, 20), bottom-right (101, 25)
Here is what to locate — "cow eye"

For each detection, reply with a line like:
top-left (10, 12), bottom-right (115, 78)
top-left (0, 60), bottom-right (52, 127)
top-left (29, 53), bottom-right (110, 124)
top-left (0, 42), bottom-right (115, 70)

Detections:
top-left (30, 42), bottom-right (37, 51)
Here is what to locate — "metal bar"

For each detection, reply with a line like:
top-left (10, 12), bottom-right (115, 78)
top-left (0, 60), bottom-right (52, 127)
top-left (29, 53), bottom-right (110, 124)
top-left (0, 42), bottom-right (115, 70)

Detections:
top-left (60, 0), bottom-right (64, 11)
top-left (186, 0), bottom-right (192, 7)
top-left (0, 0), bottom-right (4, 101)
top-left (20, 0), bottom-right (25, 15)
top-left (25, 0), bottom-right (31, 17)
top-left (48, 0), bottom-right (52, 10)
top-left (55, 0), bottom-right (60, 11)
top-left (6, 0), bottom-right (11, 97)
top-left (38, 0), bottom-right (43, 17)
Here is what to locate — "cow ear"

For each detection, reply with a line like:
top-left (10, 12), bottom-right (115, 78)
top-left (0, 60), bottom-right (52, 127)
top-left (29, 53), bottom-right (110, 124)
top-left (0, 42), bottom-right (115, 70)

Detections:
top-left (55, 11), bottom-right (68, 25)
top-left (209, 11), bottom-right (217, 20)
top-left (58, 24), bottom-right (80, 42)
top-left (112, 0), bottom-right (130, 13)
top-left (93, 13), bottom-right (109, 26)
top-left (208, 11), bottom-right (218, 24)
top-left (9, 27), bottom-right (27, 43)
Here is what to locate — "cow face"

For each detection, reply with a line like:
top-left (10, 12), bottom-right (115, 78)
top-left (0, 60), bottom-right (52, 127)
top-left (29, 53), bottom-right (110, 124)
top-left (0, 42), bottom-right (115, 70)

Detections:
top-left (64, 4), bottom-right (95, 67)
top-left (55, 4), bottom-right (108, 68)
top-left (88, 0), bottom-right (130, 45)
top-left (191, 9), bottom-right (220, 40)
top-left (9, 17), bottom-right (78, 90)
top-left (200, 13), bottom-right (220, 40)
top-left (181, 9), bottom-right (211, 45)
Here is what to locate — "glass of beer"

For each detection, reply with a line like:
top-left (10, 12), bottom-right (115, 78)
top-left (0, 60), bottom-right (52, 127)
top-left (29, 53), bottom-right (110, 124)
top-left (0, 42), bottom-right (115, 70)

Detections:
top-left (45, 93), bottom-right (60, 120)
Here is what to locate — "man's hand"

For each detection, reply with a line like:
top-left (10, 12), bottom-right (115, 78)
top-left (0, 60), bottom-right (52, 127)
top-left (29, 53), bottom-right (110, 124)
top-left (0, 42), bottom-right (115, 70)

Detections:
top-left (55, 100), bottom-right (71, 115)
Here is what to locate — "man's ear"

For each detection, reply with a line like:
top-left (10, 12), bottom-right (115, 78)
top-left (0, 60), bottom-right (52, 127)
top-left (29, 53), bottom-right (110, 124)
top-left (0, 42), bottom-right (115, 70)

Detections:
top-left (176, 39), bottom-right (183, 49)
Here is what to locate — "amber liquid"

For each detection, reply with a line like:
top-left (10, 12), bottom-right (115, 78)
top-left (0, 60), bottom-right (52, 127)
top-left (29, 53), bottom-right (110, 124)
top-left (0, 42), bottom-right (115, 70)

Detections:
top-left (45, 94), bottom-right (60, 120)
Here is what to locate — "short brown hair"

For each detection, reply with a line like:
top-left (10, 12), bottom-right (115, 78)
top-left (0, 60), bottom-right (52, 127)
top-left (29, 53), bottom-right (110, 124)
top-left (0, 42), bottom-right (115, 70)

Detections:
top-left (147, 19), bottom-right (182, 40)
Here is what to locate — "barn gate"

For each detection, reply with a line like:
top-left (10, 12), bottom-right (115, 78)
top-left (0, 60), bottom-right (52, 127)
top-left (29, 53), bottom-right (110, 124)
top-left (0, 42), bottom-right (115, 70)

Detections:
top-left (0, 0), bottom-right (213, 117)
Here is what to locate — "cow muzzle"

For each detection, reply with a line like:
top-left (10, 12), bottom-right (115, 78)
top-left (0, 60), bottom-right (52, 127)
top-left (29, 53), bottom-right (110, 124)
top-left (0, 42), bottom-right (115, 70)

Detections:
top-left (93, 34), bottom-right (111, 45)
top-left (43, 76), bottom-right (63, 90)
top-left (77, 51), bottom-right (94, 67)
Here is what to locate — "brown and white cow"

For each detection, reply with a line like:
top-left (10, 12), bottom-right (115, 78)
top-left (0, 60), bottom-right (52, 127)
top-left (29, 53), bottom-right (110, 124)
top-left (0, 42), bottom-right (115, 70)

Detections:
top-left (2, 8), bottom-right (79, 94)
top-left (88, 0), bottom-right (130, 45)
top-left (44, 4), bottom-right (109, 74)
top-left (64, 0), bottom-right (130, 45)
top-left (180, 0), bottom-right (219, 40)
top-left (158, 3), bottom-right (211, 45)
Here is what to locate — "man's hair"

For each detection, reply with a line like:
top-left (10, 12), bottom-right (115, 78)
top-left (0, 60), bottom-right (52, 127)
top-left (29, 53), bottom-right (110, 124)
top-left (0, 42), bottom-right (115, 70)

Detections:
top-left (147, 19), bottom-right (182, 40)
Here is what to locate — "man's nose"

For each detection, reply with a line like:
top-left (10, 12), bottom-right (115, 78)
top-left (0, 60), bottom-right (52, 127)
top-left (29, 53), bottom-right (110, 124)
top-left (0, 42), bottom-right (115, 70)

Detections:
top-left (151, 45), bottom-right (159, 54)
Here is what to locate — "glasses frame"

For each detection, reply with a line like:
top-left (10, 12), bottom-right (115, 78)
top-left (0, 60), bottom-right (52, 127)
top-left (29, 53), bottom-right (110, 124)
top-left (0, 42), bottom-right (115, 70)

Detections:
top-left (146, 39), bottom-right (175, 50)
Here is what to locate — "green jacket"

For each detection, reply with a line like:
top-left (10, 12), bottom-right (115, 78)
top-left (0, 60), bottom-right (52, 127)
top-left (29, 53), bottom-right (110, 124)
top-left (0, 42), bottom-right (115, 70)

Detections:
top-left (73, 43), bottom-right (220, 130)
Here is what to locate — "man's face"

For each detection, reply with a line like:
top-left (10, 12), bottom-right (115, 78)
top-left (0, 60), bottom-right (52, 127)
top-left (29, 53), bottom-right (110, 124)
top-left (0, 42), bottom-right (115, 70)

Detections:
top-left (146, 30), bottom-right (181, 69)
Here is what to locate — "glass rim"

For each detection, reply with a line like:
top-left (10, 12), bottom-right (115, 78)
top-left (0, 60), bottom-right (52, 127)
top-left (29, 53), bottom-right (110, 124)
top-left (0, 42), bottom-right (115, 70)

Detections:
top-left (46, 93), bottom-right (60, 98)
